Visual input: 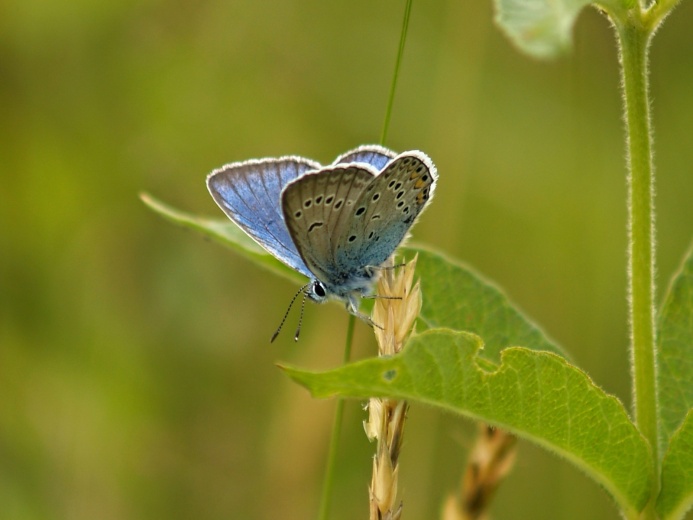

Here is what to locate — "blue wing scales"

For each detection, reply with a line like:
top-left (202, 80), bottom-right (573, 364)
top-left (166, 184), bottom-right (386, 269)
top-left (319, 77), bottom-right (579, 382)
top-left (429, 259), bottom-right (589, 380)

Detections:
top-left (332, 145), bottom-right (396, 171)
top-left (207, 157), bottom-right (320, 279)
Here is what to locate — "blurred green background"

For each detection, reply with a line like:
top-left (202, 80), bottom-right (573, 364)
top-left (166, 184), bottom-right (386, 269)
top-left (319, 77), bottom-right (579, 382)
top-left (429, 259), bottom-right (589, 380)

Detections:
top-left (2, 1), bottom-right (693, 518)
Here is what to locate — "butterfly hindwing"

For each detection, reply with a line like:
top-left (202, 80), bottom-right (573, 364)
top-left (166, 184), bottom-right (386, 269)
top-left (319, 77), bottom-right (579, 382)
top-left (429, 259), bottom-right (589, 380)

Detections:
top-left (335, 151), bottom-right (437, 270)
top-left (207, 157), bottom-right (320, 278)
top-left (281, 164), bottom-right (378, 285)
top-left (332, 144), bottom-right (397, 171)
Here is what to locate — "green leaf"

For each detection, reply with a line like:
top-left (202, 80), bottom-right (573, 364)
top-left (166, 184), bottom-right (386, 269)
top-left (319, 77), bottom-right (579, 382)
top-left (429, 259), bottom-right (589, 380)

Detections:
top-left (657, 409), bottom-right (693, 520)
top-left (283, 329), bottom-right (653, 516)
top-left (658, 244), bottom-right (693, 446)
top-left (493, 0), bottom-right (628, 59)
top-left (140, 192), bottom-right (303, 284)
top-left (493, 0), bottom-right (590, 58)
top-left (411, 247), bottom-right (567, 362)
top-left (143, 196), bottom-right (567, 360)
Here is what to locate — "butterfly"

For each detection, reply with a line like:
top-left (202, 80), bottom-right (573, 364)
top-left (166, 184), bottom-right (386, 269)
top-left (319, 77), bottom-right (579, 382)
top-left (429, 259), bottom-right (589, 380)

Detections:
top-left (206, 144), bottom-right (437, 340)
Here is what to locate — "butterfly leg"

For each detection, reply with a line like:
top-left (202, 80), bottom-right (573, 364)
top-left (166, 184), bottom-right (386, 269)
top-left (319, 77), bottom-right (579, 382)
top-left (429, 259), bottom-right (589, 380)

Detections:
top-left (363, 294), bottom-right (402, 301)
top-left (345, 296), bottom-right (384, 330)
top-left (363, 263), bottom-right (405, 299)
top-left (372, 262), bottom-right (406, 271)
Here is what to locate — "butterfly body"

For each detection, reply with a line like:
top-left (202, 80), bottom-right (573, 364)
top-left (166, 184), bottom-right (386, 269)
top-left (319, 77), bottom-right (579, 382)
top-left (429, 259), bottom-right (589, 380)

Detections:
top-left (207, 145), bottom-right (437, 326)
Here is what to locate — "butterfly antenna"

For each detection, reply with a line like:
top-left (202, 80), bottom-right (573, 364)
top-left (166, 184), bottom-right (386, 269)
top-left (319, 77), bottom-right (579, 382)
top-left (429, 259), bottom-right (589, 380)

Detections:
top-left (293, 291), bottom-right (309, 342)
top-left (271, 282), bottom-right (311, 343)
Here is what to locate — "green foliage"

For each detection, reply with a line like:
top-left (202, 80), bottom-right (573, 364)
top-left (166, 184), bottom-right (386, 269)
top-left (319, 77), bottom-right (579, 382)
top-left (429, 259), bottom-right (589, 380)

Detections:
top-left (140, 193), bottom-right (303, 285)
top-left (656, 246), bottom-right (693, 520)
top-left (658, 245), bottom-right (693, 446)
top-left (658, 411), bottom-right (693, 519)
top-left (412, 247), bottom-right (567, 362)
top-left (283, 329), bottom-right (652, 516)
top-left (493, 0), bottom-right (595, 58)
top-left (493, 0), bottom-right (649, 59)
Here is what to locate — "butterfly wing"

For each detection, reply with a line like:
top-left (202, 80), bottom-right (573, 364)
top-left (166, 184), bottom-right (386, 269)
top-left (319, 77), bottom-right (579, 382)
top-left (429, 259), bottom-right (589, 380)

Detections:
top-left (280, 164), bottom-right (378, 285)
top-left (336, 151), bottom-right (437, 270)
top-left (332, 144), bottom-right (397, 171)
top-left (207, 157), bottom-right (321, 278)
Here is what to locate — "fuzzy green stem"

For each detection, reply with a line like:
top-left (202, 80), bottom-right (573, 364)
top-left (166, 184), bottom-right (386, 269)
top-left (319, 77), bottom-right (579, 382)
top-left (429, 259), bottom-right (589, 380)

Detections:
top-left (317, 314), bottom-right (355, 520)
top-left (645, 0), bottom-right (683, 29)
top-left (616, 13), bottom-right (659, 507)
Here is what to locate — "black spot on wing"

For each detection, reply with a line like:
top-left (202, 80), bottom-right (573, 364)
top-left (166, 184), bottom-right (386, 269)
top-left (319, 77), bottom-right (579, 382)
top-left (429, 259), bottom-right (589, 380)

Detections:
top-left (308, 221), bottom-right (324, 233)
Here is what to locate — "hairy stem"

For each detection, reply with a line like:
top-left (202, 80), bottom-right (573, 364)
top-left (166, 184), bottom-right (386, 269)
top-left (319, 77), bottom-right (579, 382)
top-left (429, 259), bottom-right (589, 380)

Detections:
top-left (616, 11), bottom-right (659, 510)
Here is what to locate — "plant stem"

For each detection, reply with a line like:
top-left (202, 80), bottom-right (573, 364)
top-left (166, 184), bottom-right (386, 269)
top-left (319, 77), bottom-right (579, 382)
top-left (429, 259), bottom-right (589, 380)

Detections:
top-left (646, 0), bottom-right (683, 29)
top-left (380, 0), bottom-right (413, 146)
top-left (317, 314), bottom-right (355, 520)
top-left (616, 9), bottom-right (659, 496)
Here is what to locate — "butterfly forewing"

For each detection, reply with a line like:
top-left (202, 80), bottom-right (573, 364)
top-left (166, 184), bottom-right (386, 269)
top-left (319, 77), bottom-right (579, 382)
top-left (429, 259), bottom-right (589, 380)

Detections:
top-left (281, 164), bottom-right (378, 284)
top-left (207, 157), bottom-right (320, 278)
top-left (336, 151), bottom-right (437, 270)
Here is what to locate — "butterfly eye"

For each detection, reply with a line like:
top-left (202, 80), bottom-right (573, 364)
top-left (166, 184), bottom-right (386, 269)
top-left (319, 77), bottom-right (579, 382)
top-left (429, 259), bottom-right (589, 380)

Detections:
top-left (313, 281), bottom-right (326, 298)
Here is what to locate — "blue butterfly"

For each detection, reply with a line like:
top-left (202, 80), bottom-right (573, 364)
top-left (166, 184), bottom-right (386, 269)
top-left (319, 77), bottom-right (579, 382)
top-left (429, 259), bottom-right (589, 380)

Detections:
top-left (207, 144), bottom-right (437, 340)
